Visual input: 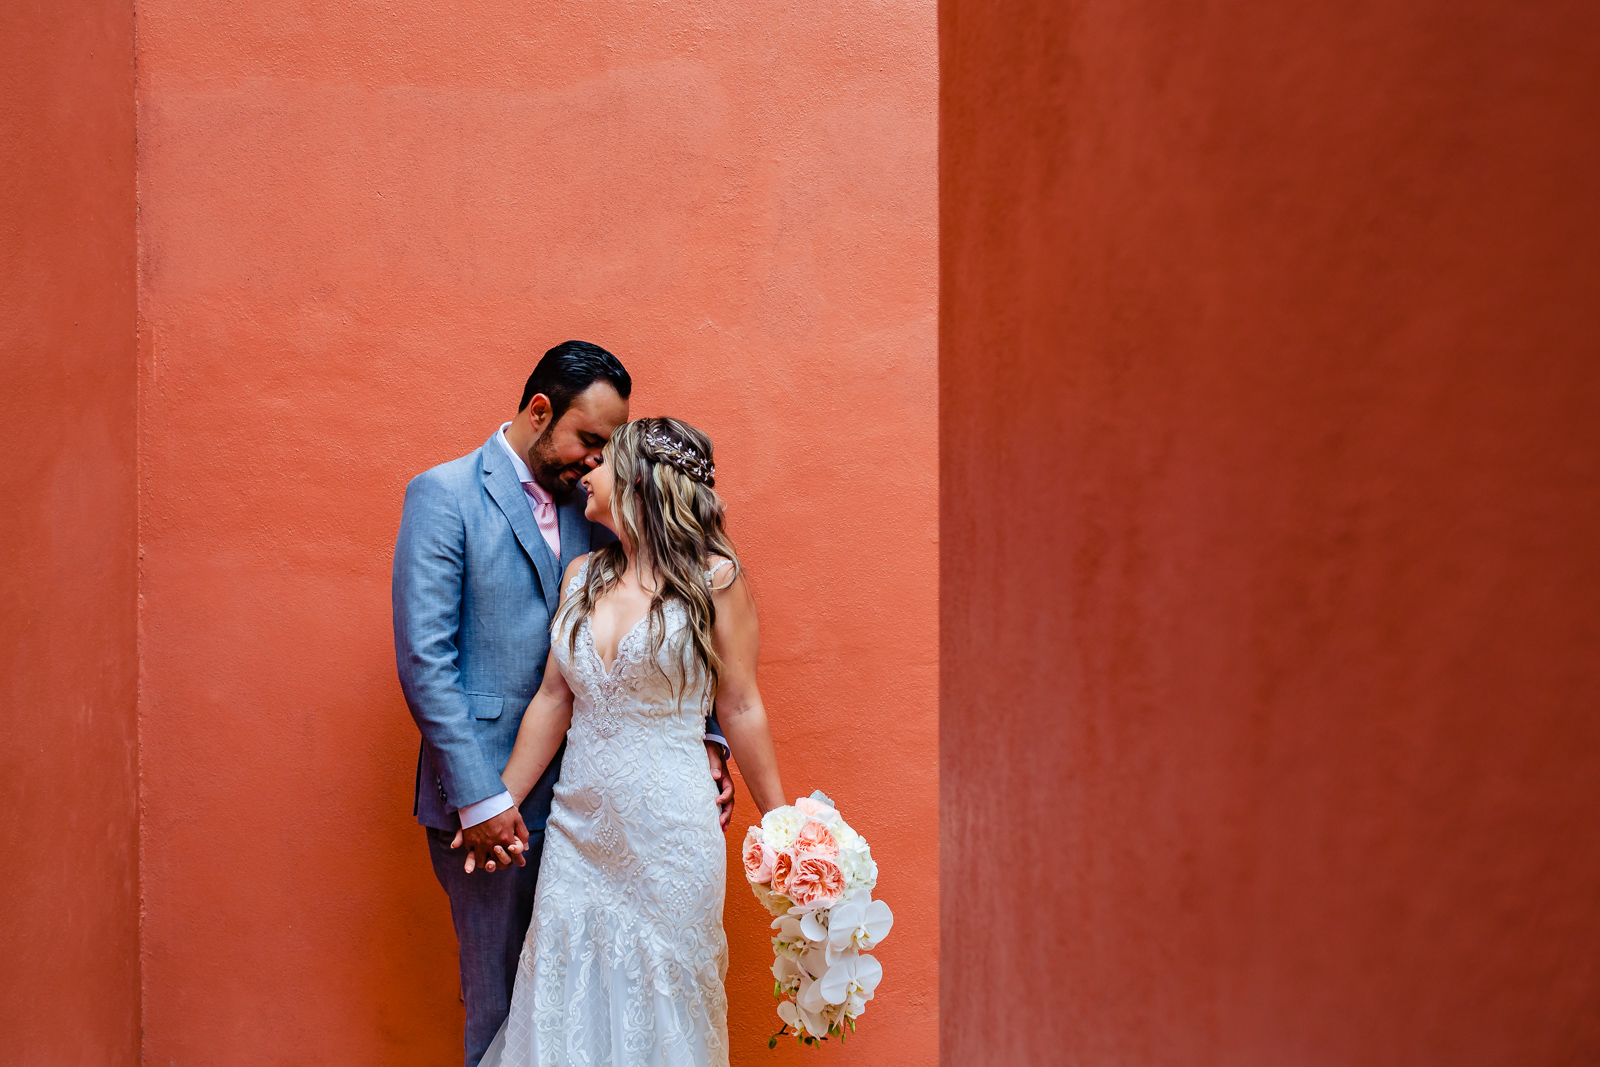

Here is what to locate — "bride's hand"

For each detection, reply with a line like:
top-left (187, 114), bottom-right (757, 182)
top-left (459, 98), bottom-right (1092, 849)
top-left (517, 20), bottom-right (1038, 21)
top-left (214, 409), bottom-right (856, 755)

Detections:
top-left (450, 827), bottom-right (524, 873)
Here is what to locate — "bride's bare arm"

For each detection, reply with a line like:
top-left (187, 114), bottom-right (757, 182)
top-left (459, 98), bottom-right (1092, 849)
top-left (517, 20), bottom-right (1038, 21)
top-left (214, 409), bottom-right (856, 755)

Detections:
top-left (500, 556), bottom-right (584, 803)
top-left (500, 644), bottom-right (574, 804)
top-left (711, 564), bottom-right (785, 814)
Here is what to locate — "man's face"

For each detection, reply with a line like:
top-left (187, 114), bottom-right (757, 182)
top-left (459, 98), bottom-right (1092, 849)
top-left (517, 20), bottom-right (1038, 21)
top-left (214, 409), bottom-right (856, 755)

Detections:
top-left (527, 382), bottom-right (629, 501)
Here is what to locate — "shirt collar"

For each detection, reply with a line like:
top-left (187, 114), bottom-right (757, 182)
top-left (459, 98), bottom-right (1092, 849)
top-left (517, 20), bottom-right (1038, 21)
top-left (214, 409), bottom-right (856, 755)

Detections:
top-left (496, 422), bottom-right (550, 503)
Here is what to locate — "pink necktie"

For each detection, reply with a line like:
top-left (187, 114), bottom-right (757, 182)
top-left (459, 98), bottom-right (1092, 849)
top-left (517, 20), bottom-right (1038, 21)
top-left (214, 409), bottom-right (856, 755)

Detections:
top-left (522, 481), bottom-right (561, 558)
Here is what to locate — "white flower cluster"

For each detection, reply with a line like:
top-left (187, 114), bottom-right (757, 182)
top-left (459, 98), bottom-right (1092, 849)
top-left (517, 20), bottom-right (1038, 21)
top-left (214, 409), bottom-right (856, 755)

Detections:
top-left (743, 791), bottom-right (893, 1046)
top-left (832, 820), bottom-right (879, 893)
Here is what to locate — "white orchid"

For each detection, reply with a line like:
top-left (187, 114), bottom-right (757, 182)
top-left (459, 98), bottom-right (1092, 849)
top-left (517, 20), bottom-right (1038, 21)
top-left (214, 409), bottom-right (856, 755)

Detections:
top-left (771, 952), bottom-right (803, 994)
top-left (798, 908), bottom-right (828, 943)
top-left (770, 914), bottom-right (808, 962)
top-left (779, 974), bottom-right (833, 1038)
top-left (776, 998), bottom-right (820, 1038)
top-left (819, 951), bottom-right (883, 1016)
top-left (824, 890), bottom-right (895, 964)
top-left (799, 939), bottom-right (830, 980)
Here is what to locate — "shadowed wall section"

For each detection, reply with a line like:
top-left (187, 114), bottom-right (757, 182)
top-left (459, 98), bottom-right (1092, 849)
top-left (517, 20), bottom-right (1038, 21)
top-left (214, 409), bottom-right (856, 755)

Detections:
top-left (0, 0), bottom-right (140, 1063)
top-left (942, 1), bottom-right (1600, 1064)
top-left (135, 2), bottom-right (936, 1062)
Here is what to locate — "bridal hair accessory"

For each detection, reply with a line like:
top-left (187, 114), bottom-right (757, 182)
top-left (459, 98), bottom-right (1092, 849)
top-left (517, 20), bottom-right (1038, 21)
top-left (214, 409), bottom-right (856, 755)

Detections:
top-left (743, 791), bottom-right (893, 1047)
top-left (642, 429), bottom-right (716, 485)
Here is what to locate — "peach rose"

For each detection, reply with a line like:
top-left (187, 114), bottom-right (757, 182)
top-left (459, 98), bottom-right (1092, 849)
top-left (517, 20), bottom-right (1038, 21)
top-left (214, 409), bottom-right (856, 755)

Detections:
top-left (743, 827), bottom-right (777, 884)
top-left (785, 852), bottom-right (846, 913)
top-left (794, 819), bottom-right (840, 860)
top-left (771, 849), bottom-right (797, 895)
top-left (795, 796), bottom-right (833, 817)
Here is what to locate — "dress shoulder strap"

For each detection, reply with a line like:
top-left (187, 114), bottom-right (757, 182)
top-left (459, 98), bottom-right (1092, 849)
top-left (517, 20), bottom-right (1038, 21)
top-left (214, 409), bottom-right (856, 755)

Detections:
top-left (566, 555), bottom-right (592, 596)
top-left (705, 557), bottom-right (734, 588)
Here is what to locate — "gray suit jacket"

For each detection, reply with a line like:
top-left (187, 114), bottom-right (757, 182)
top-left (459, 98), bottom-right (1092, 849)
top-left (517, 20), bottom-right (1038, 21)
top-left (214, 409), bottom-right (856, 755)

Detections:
top-left (393, 430), bottom-right (611, 832)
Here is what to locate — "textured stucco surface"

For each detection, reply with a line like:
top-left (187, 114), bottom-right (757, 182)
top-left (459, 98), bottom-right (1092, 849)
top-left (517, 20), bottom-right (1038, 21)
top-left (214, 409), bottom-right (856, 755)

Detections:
top-left (136, 2), bottom-right (936, 1062)
top-left (942, 1), bottom-right (1600, 1064)
top-left (0, 0), bottom-right (141, 1062)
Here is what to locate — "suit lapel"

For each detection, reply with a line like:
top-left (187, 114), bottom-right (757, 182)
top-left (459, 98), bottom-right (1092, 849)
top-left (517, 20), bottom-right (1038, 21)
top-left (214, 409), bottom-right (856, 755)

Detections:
top-left (480, 433), bottom-right (562, 607)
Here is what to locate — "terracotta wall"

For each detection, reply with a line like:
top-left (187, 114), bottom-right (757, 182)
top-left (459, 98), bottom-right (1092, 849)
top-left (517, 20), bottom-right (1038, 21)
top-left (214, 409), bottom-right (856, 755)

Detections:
top-left (136, 1), bottom-right (936, 1062)
top-left (0, 0), bottom-right (141, 1063)
top-left (942, 1), bottom-right (1600, 1065)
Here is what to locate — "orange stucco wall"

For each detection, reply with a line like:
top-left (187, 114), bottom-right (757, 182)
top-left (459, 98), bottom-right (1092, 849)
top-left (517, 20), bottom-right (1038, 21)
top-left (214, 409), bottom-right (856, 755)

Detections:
top-left (136, 2), bottom-right (935, 1062)
top-left (942, 1), bottom-right (1600, 1065)
top-left (0, 1), bottom-right (141, 1063)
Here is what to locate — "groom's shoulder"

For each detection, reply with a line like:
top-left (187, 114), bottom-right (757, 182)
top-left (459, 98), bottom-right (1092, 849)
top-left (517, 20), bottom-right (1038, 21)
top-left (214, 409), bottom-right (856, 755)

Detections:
top-left (404, 445), bottom-right (485, 502)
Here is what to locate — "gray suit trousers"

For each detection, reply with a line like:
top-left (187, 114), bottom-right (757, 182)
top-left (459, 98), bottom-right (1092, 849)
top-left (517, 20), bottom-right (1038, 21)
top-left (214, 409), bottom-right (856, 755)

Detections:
top-left (427, 808), bottom-right (546, 1067)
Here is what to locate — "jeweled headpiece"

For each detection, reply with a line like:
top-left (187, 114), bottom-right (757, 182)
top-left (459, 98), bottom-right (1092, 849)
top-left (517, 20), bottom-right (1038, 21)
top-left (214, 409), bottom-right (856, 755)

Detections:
top-left (642, 429), bottom-right (715, 486)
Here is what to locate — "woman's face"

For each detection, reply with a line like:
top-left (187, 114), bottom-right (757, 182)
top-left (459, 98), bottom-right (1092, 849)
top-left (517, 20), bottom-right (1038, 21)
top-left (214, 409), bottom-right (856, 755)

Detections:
top-left (579, 454), bottom-right (617, 533)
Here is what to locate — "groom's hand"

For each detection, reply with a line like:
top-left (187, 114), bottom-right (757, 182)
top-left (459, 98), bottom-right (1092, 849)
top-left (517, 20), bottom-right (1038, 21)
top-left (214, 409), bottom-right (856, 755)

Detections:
top-left (458, 808), bottom-right (530, 873)
top-left (706, 742), bottom-right (735, 831)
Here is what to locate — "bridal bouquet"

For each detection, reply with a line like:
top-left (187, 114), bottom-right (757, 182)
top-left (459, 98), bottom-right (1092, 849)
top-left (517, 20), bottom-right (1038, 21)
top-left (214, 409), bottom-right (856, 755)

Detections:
top-left (742, 791), bottom-right (894, 1046)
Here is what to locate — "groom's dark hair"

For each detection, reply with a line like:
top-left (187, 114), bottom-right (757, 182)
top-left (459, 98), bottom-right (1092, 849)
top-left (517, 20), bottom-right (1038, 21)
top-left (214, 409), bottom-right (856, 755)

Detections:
top-left (518, 340), bottom-right (633, 423)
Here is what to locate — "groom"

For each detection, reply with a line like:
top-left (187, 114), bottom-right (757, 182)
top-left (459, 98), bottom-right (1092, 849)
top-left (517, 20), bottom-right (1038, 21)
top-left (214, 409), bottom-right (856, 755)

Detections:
top-left (393, 340), bottom-right (735, 1066)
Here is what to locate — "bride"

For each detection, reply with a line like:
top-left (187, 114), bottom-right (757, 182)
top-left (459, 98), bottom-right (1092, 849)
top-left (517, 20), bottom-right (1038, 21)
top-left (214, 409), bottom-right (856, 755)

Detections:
top-left (464, 416), bottom-right (786, 1067)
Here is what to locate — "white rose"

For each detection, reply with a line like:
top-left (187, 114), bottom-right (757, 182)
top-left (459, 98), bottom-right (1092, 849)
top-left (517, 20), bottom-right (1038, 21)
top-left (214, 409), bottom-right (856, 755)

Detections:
top-left (761, 805), bottom-right (804, 850)
top-left (840, 840), bottom-right (877, 892)
top-left (751, 880), bottom-right (791, 916)
top-left (833, 820), bottom-right (864, 853)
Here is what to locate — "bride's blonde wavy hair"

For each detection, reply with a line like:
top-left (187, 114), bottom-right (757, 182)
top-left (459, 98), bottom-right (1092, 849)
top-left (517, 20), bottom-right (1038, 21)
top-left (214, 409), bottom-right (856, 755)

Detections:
top-left (556, 417), bottom-right (741, 704)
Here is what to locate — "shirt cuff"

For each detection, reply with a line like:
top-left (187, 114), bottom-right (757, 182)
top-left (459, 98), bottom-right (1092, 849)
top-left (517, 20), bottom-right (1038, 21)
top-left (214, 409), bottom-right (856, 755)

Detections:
top-left (458, 790), bottom-right (515, 829)
top-left (704, 728), bottom-right (731, 762)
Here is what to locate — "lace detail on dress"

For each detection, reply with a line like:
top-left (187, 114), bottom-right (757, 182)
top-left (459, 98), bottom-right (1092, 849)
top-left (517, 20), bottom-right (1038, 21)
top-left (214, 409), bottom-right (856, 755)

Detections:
top-left (580, 613), bottom-right (652, 738)
top-left (485, 555), bottom-right (729, 1067)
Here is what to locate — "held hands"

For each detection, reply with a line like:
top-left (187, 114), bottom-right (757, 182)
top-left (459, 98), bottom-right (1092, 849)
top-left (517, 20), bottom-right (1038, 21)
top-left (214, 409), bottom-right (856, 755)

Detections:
top-left (449, 806), bottom-right (531, 874)
top-left (708, 741), bottom-right (735, 831)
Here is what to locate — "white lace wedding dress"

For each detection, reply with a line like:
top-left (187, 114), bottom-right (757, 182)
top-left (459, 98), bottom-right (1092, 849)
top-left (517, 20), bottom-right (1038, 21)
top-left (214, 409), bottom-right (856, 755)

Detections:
top-left (481, 559), bottom-right (729, 1067)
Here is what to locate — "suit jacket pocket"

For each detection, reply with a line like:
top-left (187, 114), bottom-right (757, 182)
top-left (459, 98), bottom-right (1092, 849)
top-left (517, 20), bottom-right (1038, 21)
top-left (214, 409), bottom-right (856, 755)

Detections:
top-left (466, 692), bottom-right (504, 721)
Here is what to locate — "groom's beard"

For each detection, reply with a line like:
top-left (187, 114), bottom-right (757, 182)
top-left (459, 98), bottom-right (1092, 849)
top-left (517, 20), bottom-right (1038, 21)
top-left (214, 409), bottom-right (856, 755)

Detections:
top-left (527, 425), bottom-right (587, 504)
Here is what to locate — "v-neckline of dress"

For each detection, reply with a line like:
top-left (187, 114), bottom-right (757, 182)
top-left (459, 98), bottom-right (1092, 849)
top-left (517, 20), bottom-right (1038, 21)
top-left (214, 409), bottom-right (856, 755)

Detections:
top-left (587, 611), bottom-right (650, 677)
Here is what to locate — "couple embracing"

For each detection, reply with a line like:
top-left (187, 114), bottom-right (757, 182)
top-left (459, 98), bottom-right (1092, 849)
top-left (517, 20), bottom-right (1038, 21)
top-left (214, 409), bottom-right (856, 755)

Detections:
top-left (393, 340), bottom-right (786, 1067)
